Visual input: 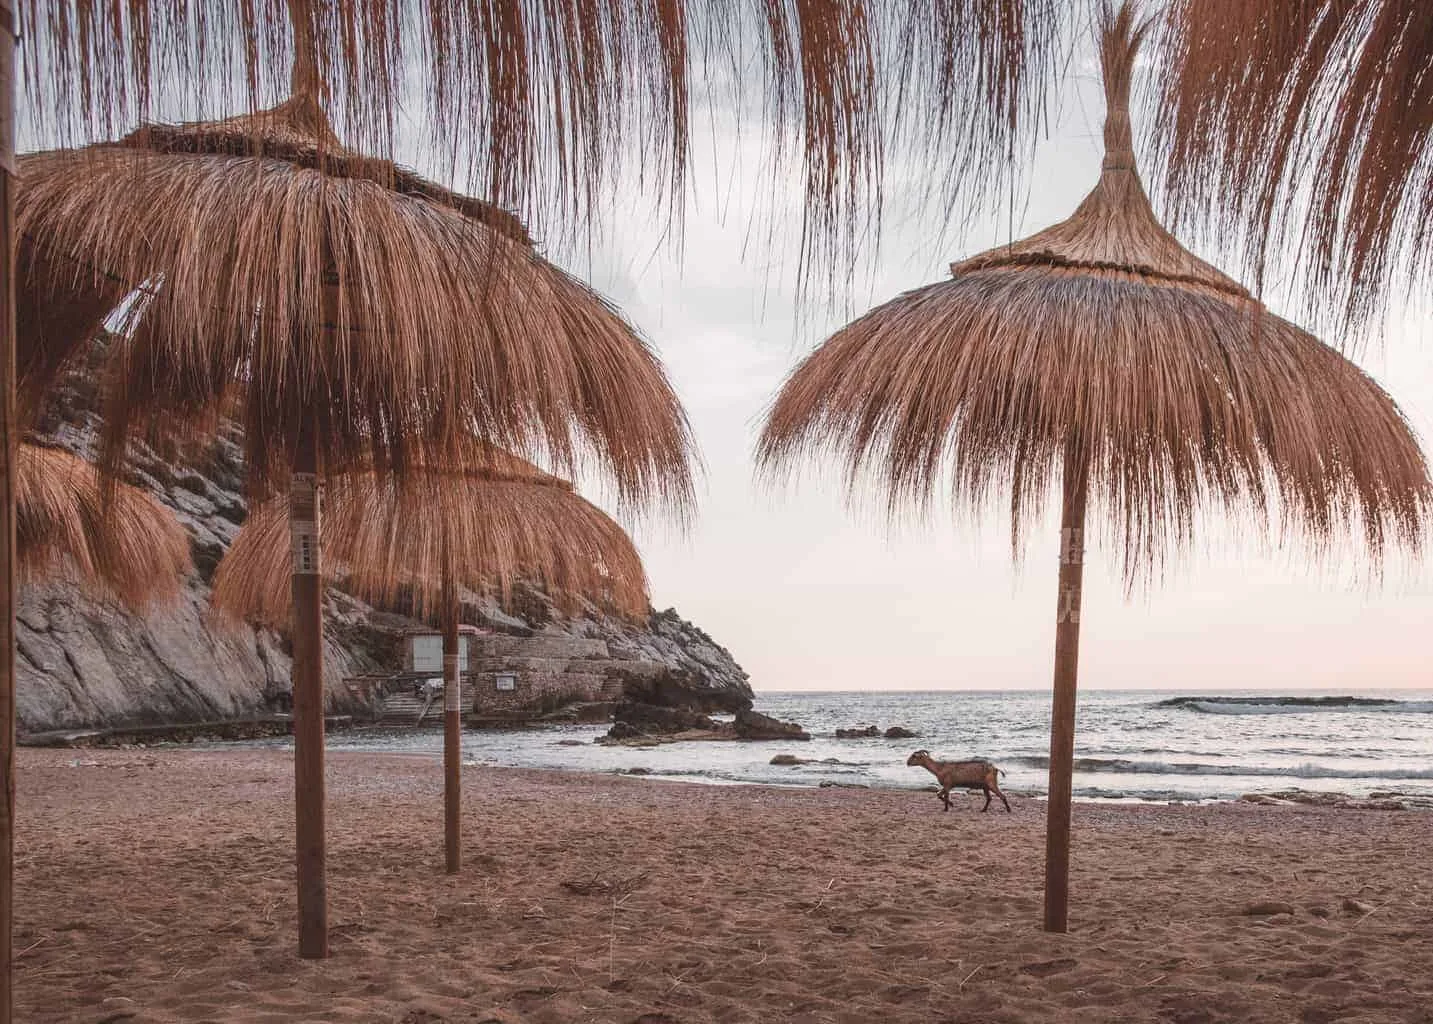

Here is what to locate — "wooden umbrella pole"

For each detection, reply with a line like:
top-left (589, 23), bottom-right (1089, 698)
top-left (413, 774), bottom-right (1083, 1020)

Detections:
top-left (0, 2), bottom-right (17, 1017)
top-left (290, 411), bottom-right (327, 958)
top-left (441, 562), bottom-right (461, 874)
top-left (1043, 445), bottom-right (1089, 934)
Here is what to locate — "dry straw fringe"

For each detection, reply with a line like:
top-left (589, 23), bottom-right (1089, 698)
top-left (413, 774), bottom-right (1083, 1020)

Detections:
top-left (758, 1), bottom-right (1431, 587)
top-left (16, 92), bottom-right (695, 517)
top-left (1155, 0), bottom-right (1432, 333)
top-left (15, 444), bottom-right (192, 609)
top-left (211, 455), bottom-right (649, 628)
top-left (21, 1), bottom-right (1062, 294)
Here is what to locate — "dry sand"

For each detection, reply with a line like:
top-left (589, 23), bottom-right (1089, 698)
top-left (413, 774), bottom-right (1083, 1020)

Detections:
top-left (12, 747), bottom-right (1433, 1023)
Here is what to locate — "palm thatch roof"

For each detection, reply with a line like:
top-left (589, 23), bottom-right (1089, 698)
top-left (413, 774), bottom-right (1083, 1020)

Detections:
top-left (21, 0), bottom-right (1062, 285)
top-left (17, 88), bottom-right (694, 514)
top-left (210, 449), bottom-right (649, 627)
top-left (758, 2), bottom-right (1431, 581)
top-left (15, 444), bottom-right (192, 609)
top-left (1156, 0), bottom-right (1431, 330)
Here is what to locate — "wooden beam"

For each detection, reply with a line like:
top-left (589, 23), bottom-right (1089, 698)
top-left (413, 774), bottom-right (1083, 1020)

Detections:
top-left (1043, 447), bottom-right (1089, 934)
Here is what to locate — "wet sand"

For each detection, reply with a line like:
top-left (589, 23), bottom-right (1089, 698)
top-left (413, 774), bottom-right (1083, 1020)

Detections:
top-left (12, 747), bottom-right (1433, 1023)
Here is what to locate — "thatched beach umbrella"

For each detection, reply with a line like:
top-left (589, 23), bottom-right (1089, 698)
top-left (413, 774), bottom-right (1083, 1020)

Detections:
top-left (210, 448), bottom-right (648, 876)
top-left (1, 1), bottom-right (1054, 1015)
top-left (1157, 0), bottom-right (1432, 331)
top-left (14, 16), bottom-right (693, 957)
top-left (758, 2), bottom-right (1431, 933)
top-left (15, 443), bottom-right (190, 608)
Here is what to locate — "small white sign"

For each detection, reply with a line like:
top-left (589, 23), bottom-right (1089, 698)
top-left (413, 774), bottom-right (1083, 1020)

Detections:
top-left (290, 521), bottom-right (320, 574)
top-left (495, 674), bottom-right (516, 692)
top-left (444, 680), bottom-right (462, 712)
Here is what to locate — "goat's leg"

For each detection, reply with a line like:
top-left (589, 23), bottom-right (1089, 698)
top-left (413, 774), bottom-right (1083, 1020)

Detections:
top-left (997, 787), bottom-right (1012, 813)
top-left (939, 787), bottom-right (951, 812)
top-left (981, 787), bottom-right (992, 812)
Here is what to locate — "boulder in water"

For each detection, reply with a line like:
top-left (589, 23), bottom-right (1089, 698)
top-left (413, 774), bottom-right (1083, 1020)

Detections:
top-left (609, 701), bottom-right (719, 737)
top-left (770, 753), bottom-right (810, 766)
top-left (734, 709), bottom-right (810, 741)
top-left (884, 726), bottom-right (918, 739)
top-left (835, 725), bottom-right (881, 738)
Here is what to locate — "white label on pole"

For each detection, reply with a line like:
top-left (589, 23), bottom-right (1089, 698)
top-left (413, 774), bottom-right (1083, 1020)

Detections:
top-left (290, 520), bottom-right (320, 574)
top-left (444, 674), bottom-right (461, 712)
top-left (290, 473), bottom-right (321, 575)
top-left (1059, 527), bottom-right (1084, 566)
top-left (1058, 585), bottom-right (1081, 624)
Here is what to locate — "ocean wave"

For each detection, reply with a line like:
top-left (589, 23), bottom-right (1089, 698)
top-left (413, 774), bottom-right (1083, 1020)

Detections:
top-left (1156, 696), bottom-right (1433, 715)
top-left (1014, 755), bottom-right (1433, 781)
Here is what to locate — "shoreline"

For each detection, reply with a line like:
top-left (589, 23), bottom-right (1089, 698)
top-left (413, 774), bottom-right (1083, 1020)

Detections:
top-left (42, 723), bottom-right (1433, 810)
top-left (14, 746), bottom-right (1433, 1022)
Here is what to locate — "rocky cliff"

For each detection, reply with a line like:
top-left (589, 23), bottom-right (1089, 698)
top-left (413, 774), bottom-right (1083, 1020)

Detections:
top-left (16, 364), bottom-right (751, 734)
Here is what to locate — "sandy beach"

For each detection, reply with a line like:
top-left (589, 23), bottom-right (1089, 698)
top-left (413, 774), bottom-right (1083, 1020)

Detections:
top-left (11, 748), bottom-right (1433, 1024)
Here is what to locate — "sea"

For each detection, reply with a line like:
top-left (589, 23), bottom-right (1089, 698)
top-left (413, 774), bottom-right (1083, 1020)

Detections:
top-left (267, 689), bottom-right (1433, 805)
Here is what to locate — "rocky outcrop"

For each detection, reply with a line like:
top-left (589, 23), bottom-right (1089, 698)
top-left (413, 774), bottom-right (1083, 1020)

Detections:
top-left (612, 702), bottom-right (719, 736)
top-left (15, 356), bottom-right (753, 735)
top-left (833, 724), bottom-right (919, 739)
top-left (733, 710), bottom-right (810, 741)
top-left (601, 706), bottom-right (808, 745)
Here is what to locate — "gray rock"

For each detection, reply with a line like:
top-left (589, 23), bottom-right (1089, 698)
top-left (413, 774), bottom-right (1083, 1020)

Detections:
top-left (733, 709), bottom-right (809, 741)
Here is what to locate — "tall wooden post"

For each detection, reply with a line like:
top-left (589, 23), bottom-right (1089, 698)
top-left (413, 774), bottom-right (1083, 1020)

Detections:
top-left (441, 567), bottom-right (462, 874)
top-left (290, 415), bottom-right (327, 958)
top-left (0, 1), bottom-right (18, 1016)
top-left (1043, 447), bottom-right (1089, 934)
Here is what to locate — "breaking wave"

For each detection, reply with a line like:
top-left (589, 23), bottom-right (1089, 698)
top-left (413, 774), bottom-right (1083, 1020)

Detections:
top-left (1156, 696), bottom-right (1433, 716)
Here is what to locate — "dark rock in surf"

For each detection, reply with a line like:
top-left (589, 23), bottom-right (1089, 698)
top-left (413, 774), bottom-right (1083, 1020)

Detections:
top-left (734, 709), bottom-right (810, 741)
top-left (884, 726), bottom-right (918, 739)
top-left (835, 725), bottom-right (881, 738)
top-left (611, 702), bottom-right (719, 736)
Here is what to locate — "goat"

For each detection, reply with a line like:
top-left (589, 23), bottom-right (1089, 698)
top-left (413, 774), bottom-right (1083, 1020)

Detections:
top-left (906, 750), bottom-right (1011, 813)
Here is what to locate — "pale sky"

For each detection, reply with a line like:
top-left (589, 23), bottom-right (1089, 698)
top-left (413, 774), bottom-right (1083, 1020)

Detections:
top-left (565, 46), bottom-right (1433, 695)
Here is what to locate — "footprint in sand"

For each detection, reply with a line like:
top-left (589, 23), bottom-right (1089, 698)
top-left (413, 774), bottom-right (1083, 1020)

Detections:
top-left (1019, 957), bottom-right (1079, 977)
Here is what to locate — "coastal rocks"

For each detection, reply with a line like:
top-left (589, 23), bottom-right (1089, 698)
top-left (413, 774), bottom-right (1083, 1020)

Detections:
top-left (834, 724), bottom-right (918, 739)
top-left (16, 351), bottom-right (754, 734)
top-left (600, 706), bottom-right (809, 744)
top-left (733, 710), bottom-right (809, 741)
top-left (611, 665), bottom-right (752, 715)
top-left (612, 702), bottom-right (718, 735)
top-left (770, 754), bottom-right (807, 766)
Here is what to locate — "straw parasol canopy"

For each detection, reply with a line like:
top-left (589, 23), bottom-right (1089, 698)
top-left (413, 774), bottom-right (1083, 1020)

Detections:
top-left (16, 84), bottom-right (694, 508)
top-left (22, 1), bottom-right (1065, 286)
top-left (759, 2), bottom-right (1430, 932)
top-left (210, 450), bottom-right (650, 628)
top-left (1157, 0), bottom-right (1431, 331)
top-left (15, 443), bottom-right (191, 609)
top-left (16, 12), bottom-right (690, 957)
